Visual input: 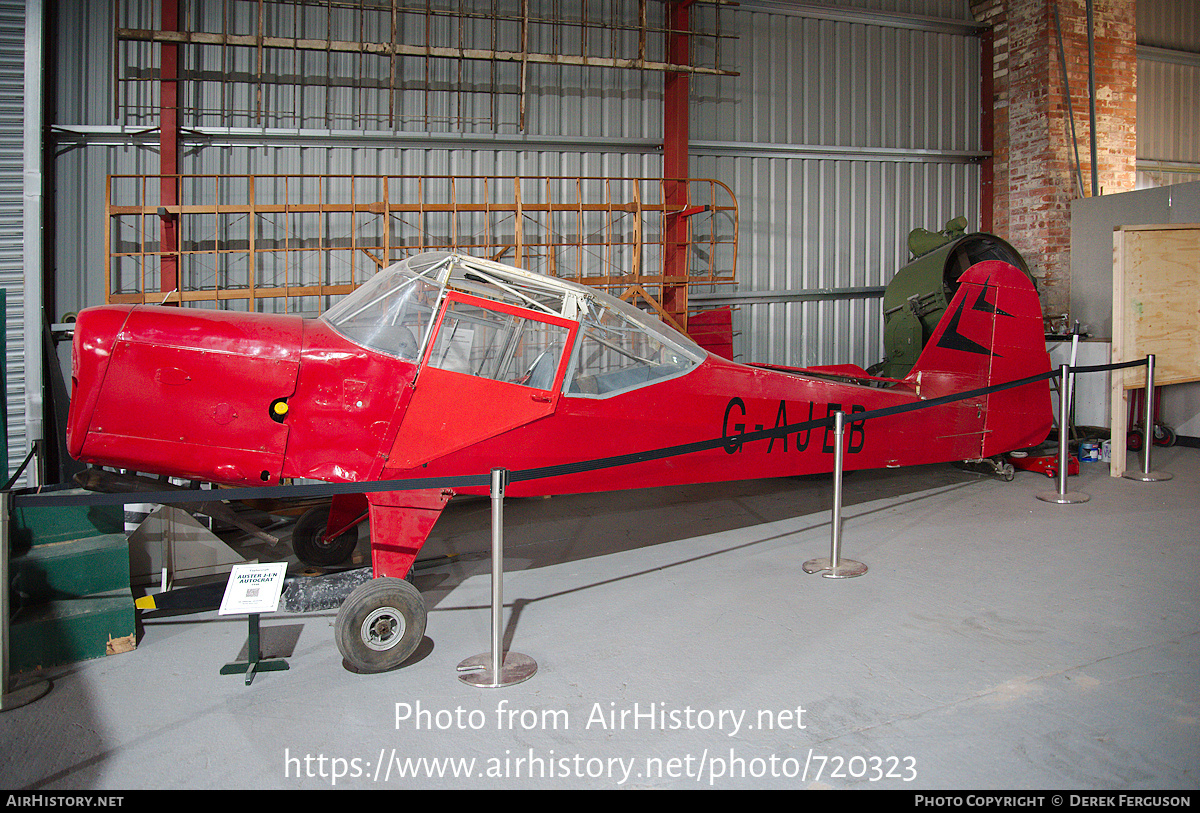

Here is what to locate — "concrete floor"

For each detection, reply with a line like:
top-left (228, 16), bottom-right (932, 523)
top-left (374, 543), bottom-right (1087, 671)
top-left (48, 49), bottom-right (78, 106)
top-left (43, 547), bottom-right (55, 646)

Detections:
top-left (2, 447), bottom-right (1197, 790)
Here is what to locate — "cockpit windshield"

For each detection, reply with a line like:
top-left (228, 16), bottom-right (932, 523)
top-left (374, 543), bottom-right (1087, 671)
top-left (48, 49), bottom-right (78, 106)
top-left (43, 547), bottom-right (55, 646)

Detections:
top-left (321, 253), bottom-right (450, 361)
top-left (322, 252), bottom-right (705, 395)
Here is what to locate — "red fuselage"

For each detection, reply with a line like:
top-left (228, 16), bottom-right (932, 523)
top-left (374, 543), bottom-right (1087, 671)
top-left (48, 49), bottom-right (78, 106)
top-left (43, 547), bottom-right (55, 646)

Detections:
top-left (68, 268), bottom-right (1050, 498)
top-left (67, 257), bottom-right (1052, 579)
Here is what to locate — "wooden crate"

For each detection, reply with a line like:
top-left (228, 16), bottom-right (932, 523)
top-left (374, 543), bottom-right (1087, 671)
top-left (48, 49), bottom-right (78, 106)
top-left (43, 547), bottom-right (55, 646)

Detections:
top-left (1110, 224), bottom-right (1200, 476)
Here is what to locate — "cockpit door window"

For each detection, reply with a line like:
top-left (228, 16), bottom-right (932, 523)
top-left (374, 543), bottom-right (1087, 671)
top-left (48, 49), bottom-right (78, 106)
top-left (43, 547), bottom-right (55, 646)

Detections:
top-left (387, 292), bottom-right (577, 469)
top-left (425, 296), bottom-right (571, 389)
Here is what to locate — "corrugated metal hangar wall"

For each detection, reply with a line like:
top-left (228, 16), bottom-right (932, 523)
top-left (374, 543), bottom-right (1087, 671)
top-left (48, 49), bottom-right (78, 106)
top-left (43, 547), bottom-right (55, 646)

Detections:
top-left (47, 0), bottom-right (986, 372)
top-left (1137, 0), bottom-right (1200, 189)
top-left (689, 3), bottom-right (984, 367)
top-left (0, 0), bottom-right (1195, 483)
top-left (0, 0), bottom-right (39, 487)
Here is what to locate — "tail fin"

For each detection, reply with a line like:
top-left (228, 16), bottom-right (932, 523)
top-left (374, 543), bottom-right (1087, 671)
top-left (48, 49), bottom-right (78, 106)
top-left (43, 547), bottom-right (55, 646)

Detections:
top-left (907, 260), bottom-right (1053, 456)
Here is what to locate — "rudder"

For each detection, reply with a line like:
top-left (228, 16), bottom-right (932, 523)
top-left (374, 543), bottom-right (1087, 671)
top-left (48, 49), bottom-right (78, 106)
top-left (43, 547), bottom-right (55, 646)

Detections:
top-left (906, 260), bottom-right (1053, 457)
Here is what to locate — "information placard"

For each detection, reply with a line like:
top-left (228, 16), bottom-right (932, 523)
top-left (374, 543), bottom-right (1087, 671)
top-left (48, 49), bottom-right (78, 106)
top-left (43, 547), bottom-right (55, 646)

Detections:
top-left (218, 563), bottom-right (288, 616)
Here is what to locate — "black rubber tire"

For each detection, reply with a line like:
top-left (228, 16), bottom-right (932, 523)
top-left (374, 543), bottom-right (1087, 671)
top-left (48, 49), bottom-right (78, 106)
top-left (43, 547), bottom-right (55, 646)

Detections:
top-left (291, 505), bottom-right (359, 567)
top-left (335, 578), bottom-right (427, 673)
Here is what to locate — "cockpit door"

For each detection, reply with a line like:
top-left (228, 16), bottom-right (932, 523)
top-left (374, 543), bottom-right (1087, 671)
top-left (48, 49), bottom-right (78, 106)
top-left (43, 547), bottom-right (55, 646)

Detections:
top-left (387, 291), bottom-right (577, 469)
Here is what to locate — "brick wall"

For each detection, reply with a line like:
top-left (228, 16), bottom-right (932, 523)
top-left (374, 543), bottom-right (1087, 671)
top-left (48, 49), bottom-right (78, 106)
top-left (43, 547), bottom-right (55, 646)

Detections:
top-left (971, 0), bottom-right (1137, 323)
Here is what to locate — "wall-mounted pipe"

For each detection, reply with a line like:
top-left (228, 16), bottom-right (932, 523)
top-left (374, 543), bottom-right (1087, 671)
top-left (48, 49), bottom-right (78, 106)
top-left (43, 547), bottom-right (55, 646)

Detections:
top-left (1054, 2), bottom-right (1086, 198)
top-left (1087, 0), bottom-right (1099, 196)
top-left (22, 0), bottom-right (44, 486)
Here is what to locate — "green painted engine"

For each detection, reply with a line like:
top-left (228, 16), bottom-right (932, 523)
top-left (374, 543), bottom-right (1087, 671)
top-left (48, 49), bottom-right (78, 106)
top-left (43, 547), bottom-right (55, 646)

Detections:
top-left (871, 217), bottom-right (1036, 380)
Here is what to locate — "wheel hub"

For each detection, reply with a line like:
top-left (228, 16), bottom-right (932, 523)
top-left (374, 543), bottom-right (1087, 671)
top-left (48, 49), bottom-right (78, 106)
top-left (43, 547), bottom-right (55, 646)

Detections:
top-left (361, 607), bottom-right (405, 651)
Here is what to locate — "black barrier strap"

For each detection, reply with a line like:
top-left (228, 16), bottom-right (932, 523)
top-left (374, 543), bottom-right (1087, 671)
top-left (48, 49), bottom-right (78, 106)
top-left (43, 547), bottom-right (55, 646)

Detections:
top-left (1074, 358), bottom-right (1146, 374)
top-left (10, 357), bottom-right (1147, 509)
top-left (510, 367), bottom-right (1064, 484)
top-left (11, 473), bottom-right (493, 509)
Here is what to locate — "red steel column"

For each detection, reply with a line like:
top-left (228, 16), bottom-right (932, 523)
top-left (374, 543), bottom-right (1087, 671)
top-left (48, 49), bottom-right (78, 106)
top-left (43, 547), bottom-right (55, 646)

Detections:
top-left (160, 0), bottom-right (180, 300)
top-left (979, 26), bottom-right (994, 234)
top-left (661, 0), bottom-right (692, 329)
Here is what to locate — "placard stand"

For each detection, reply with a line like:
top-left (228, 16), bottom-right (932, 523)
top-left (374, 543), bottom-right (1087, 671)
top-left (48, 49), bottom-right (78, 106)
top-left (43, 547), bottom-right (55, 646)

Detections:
top-left (218, 563), bottom-right (289, 685)
top-left (220, 613), bottom-right (289, 686)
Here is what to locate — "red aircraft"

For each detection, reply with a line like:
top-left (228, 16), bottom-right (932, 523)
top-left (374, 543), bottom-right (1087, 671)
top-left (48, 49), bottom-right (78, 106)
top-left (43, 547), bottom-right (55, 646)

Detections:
top-left (66, 251), bottom-right (1051, 672)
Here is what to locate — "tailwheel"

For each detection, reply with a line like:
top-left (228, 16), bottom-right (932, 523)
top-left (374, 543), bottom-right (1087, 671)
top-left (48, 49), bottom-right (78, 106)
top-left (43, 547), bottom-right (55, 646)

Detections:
top-left (956, 457), bottom-right (1016, 481)
top-left (335, 577), bottom-right (427, 673)
top-left (291, 505), bottom-right (359, 567)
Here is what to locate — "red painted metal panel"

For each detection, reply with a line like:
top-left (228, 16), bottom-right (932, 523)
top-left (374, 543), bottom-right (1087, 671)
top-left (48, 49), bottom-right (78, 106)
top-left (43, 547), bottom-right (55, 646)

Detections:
top-left (67, 306), bottom-right (134, 459)
top-left (281, 319), bottom-right (416, 484)
top-left (388, 366), bottom-right (560, 470)
top-left (76, 306), bottom-right (301, 484)
top-left (687, 307), bottom-right (734, 360)
top-left (367, 489), bottom-right (454, 579)
top-left (388, 291), bottom-right (579, 468)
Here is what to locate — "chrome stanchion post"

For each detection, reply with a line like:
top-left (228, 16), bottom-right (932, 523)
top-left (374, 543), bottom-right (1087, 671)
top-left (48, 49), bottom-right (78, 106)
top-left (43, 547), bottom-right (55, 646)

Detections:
top-left (458, 468), bottom-right (537, 687)
top-left (1123, 354), bottom-right (1173, 482)
top-left (2, 491), bottom-right (51, 711)
top-left (804, 411), bottom-right (867, 579)
top-left (1039, 365), bottom-right (1090, 504)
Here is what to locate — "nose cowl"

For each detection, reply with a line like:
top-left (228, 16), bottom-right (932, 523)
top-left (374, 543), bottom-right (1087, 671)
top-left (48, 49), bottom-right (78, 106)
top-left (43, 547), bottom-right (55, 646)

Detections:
top-left (67, 306), bottom-right (133, 460)
top-left (68, 304), bottom-right (303, 485)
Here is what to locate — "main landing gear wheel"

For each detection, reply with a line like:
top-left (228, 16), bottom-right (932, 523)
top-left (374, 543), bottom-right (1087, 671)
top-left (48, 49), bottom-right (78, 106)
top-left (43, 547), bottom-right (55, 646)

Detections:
top-left (335, 577), bottom-right (427, 673)
top-left (291, 505), bottom-right (359, 567)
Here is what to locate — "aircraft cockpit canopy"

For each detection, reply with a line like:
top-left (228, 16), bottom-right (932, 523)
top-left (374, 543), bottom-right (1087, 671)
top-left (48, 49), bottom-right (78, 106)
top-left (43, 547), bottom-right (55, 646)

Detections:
top-left (323, 252), bottom-right (705, 398)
